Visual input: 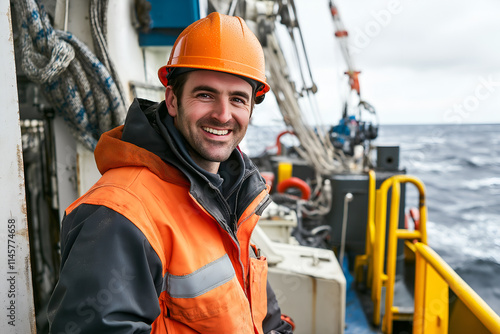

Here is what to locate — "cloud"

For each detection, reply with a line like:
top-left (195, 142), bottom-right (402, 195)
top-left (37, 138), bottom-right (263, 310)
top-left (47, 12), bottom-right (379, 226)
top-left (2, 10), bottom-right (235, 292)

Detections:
top-left (308, 0), bottom-right (500, 124)
top-left (252, 0), bottom-right (500, 125)
top-left (344, 0), bottom-right (500, 71)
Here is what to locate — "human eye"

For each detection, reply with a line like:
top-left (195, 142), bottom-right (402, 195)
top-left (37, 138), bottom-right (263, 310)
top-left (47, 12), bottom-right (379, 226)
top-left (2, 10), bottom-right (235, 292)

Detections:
top-left (196, 92), bottom-right (212, 99)
top-left (231, 96), bottom-right (248, 105)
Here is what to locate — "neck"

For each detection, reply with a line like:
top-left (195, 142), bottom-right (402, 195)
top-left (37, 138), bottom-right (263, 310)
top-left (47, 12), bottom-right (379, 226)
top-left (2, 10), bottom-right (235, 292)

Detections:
top-left (188, 150), bottom-right (220, 174)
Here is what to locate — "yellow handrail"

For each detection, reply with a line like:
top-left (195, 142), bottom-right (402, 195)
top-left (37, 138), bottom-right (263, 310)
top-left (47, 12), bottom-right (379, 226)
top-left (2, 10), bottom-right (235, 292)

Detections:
top-left (382, 176), bottom-right (427, 333)
top-left (366, 169), bottom-right (376, 287)
top-left (413, 242), bottom-right (500, 334)
top-left (371, 175), bottom-right (428, 331)
top-left (363, 173), bottom-right (499, 333)
top-left (371, 177), bottom-right (393, 325)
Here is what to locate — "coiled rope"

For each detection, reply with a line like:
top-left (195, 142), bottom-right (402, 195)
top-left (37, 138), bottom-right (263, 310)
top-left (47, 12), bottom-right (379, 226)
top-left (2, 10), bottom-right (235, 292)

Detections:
top-left (13, 0), bottom-right (126, 150)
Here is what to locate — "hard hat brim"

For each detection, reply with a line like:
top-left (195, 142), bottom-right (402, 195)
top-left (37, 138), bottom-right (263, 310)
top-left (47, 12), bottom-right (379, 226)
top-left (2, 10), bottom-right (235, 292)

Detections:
top-left (158, 65), bottom-right (270, 97)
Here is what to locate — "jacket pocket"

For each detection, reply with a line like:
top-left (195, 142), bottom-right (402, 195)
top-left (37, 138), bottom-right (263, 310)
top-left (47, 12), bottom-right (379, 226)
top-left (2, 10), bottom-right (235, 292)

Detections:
top-left (160, 300), bottom-right (200, 334)
top-left (164, 276), bottom-right (255, 333)
top-left (248, 256), bottom-right (268, 334)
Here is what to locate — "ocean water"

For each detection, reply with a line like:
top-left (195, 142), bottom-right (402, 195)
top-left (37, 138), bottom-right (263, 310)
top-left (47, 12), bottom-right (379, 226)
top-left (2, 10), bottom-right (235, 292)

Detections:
top-left (378, 123), bottom-right (500, 314)
top-left (245, 123), bottom-right (500, 314)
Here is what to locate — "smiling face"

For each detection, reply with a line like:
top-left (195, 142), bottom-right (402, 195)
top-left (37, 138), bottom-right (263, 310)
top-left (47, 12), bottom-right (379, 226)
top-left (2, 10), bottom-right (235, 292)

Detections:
top-left (165, 70), bottom-right (253, 174)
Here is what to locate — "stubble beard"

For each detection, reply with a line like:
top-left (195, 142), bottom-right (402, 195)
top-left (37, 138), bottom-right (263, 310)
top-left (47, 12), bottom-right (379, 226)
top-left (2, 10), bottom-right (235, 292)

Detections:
top-left (176, 106), bottom-right (245, 165)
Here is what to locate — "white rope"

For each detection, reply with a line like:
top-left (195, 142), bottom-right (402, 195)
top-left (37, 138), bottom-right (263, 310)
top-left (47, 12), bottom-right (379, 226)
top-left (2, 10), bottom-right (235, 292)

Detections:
top-left (264, 35), bottom-right (345, 176)
top-left (89, 0), bottom-right (127, 107)
top-left (13, 0), bottom-right (126, 150)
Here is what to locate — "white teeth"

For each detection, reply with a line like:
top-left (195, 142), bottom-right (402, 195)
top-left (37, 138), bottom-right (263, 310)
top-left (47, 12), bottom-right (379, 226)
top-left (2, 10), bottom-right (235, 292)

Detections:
top-left (203, 127), bottom-right (229, 136)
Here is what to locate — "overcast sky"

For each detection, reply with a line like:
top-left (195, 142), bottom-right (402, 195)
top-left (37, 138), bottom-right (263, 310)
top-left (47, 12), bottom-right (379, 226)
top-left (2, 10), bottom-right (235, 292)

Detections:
top-left (254, 0), bottom-right (500, 125)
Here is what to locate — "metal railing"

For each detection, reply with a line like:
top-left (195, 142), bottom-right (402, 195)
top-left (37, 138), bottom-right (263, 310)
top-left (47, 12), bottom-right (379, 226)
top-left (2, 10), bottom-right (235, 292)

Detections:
top-left (413, 242), bottom-right (500, 334)
top-left (354, 171), bottom-right (500, 333)
top-left (374, 175), bottom-right (428, 333)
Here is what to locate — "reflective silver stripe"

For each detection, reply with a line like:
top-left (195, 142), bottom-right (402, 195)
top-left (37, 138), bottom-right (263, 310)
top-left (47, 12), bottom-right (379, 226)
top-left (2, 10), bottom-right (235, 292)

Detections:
top-left (163, 254), bottom-right (235, 298)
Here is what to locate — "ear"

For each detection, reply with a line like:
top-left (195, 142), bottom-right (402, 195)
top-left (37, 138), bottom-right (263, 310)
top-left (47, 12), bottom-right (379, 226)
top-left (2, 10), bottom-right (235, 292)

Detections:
top-left (165, 86), bottom-right (178, 117)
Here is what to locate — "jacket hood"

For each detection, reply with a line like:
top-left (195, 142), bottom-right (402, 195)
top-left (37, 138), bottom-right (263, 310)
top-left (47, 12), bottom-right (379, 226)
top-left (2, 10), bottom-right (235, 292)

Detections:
top-left (94, 126), bottom-right (189, 187)
top-left (94, 98), bottom-right (268, 228)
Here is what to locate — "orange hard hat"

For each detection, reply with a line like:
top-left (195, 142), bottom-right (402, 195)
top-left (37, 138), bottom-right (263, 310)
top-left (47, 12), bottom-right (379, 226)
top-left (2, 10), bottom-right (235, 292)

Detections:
top-left (158, 12), bottom-right (270, 97)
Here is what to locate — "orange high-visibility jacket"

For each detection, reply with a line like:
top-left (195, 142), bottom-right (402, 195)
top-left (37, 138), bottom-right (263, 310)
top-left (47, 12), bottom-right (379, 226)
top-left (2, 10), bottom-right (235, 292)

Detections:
top-left (47, 99), bottom-right (291, 333)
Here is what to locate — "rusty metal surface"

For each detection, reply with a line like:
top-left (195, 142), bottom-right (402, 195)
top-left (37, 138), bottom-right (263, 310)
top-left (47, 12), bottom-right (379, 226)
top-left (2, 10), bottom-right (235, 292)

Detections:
top-left (0, 2), bottom-right (37, 333)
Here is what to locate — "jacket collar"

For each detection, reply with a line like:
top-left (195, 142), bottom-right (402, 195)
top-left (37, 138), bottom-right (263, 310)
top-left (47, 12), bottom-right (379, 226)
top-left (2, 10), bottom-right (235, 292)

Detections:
top-left (96, 98), bottom-right (268, 228)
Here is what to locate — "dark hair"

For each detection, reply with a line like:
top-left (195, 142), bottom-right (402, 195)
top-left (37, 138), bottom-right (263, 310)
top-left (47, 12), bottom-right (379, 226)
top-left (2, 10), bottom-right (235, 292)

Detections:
top-left (168, 72), bottom-right (190, 107)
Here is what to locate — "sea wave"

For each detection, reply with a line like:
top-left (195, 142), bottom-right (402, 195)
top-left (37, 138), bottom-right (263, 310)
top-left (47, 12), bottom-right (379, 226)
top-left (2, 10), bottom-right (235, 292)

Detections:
top-left (463, 177), bottom-right (500, 190)
top-left (403, 160), bottom-right (462, 173)
top-left (465, 156), bottom-right (500, 168)
top-left (461, 212), bottom-right (500, 224)
top-left (437, 201), bottom-right (493, 215)
top-left (427, 221), bottom-right (500, 265)
top-left (415, 136), bottom-right (447, 145)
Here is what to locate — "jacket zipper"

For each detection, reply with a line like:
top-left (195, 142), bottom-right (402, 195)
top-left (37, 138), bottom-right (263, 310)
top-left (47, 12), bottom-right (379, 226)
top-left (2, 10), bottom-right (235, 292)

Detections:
top-left (228, 169), bottom-right (264, 293)
top-left (191, 168), bottom-right (268, 298)
top-left (192, 188), bottom-right (270, 298)
top-left (190, 191), bottom-right (247, 293)
top-left (237, 192), bottom-right (271, 295)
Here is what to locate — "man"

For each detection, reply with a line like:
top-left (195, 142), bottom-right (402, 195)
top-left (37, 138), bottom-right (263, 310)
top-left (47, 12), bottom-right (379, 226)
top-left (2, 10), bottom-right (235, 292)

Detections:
top-left (47, 12), bottom-right (293, 334)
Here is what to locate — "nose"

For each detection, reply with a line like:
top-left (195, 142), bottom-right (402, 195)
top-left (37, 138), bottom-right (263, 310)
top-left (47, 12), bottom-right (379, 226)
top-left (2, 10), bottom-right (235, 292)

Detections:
top-left (211, 99), bottom-right (232, 124)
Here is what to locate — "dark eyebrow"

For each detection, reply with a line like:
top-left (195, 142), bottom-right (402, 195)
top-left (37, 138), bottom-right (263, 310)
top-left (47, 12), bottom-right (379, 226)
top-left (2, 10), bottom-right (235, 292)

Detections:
top-left (191, 85), bottom-right (218, 94)
top-left (231, 90), bottom-right (251, 101)
top-left (191, 85), bottom-right (250, 101)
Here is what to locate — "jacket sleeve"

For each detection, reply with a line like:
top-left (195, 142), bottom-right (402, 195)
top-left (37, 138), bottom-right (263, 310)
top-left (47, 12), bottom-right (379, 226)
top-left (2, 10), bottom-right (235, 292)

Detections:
top-left (47, 204), bottom-right (163, 333)
top-left (262, 279), bottom-right (294, 334)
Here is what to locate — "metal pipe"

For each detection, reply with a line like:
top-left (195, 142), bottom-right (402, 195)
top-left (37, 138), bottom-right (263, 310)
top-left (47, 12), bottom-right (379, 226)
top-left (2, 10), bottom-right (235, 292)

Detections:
top-left (64, 0), bottom-right (69, 31)
top-left (339, 192), bottom-right (353, 268)
top-left (366, 169), bottom-right (376, 286)
top-left (372, 179), bottom-right (393, 325)
top-left (383, 181), bottom-right (401, 334)
top-left (227, 0), bottom-right (238, 16)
